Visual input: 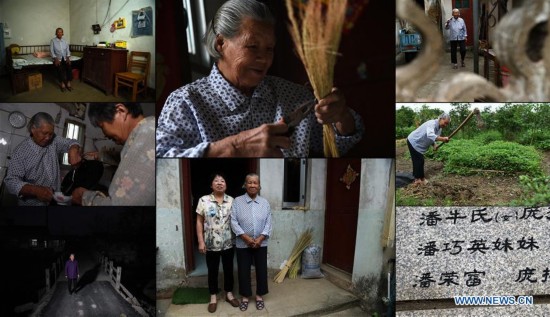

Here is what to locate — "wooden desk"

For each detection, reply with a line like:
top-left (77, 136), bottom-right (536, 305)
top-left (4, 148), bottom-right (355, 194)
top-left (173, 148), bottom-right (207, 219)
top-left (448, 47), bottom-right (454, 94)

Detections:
top-left (482, 49), bottom-right (502, 87)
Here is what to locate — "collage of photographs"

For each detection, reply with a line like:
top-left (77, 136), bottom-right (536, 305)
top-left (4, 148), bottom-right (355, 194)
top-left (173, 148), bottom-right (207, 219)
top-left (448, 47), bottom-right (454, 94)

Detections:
top-left (0, 0), bottom-right (548, 316)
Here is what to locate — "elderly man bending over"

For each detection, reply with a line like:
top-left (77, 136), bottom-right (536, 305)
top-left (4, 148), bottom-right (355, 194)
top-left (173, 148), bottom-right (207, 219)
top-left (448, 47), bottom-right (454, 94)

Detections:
top-left (4, 112), bottom-right (81, 206)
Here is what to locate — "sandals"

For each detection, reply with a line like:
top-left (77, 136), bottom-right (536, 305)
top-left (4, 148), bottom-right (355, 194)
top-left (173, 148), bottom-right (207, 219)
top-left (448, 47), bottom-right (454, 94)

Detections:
top-left (239, 300), bottom-right (249, 311)
top-left (256, 300), bottom-right (265, 310)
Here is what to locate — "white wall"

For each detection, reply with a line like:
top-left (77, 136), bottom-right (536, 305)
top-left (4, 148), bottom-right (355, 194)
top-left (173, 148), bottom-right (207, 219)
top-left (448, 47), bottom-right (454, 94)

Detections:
top-left (259, 159), bottom-right (327, 270)
top-left (0, 103), bottom-right (110, 166)
top-left (1, 0), bottom-right (155, 88)
top-left (2, 0), bottom-right (70, 46)
top-left (156, 159), bottom-right (186, 291)
top-left (70, 0), bottom-right (155, 88)
top-left (352, 159), bottom-right (393, 281)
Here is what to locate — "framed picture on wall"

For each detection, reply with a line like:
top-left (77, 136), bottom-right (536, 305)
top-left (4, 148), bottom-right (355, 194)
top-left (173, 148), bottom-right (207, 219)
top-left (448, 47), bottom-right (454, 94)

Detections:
top-left (68, 103), bottom-right (87, 120)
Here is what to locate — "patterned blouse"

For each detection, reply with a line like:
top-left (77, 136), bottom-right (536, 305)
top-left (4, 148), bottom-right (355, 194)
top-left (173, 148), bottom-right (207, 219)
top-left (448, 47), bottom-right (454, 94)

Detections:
top-left (156, 64), bottom-right (364, 157)
top-left (4, 136), bottom-right (79, 206)
top-left (230, 193), bottom-right (273, 249)
top-left (196, 193), bottom-right (235, 252)
top-left (82, 116), bottom-right (155, 206)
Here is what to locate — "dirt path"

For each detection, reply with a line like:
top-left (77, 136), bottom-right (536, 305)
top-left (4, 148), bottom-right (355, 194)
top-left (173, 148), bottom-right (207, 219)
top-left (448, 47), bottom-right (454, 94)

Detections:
top-left (396, 139), bottom-right (528, 206)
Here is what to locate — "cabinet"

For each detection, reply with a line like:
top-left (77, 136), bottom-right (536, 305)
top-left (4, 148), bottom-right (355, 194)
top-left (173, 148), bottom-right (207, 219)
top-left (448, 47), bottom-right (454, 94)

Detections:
top-left (82, 47), bottom-right (127, 95)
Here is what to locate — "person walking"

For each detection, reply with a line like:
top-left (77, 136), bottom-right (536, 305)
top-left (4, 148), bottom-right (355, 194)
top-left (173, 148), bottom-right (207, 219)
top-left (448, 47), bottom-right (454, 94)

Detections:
top-left (445, 9), bottom-right (467, 69)
top-left (65, 253), bottom-right (79, 295)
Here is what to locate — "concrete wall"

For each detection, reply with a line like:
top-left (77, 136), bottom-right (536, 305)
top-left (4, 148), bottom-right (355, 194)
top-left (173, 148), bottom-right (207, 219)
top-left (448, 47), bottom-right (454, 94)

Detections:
top-left (156, 159), bottom-right (186, 291)
top-left (259, 159), bottom-right (327, 270)
top-left (70, 0), bottom-right (156, 88)
top-left (0, 0), bottom-right (155, 88)
top-left (352, 159), bottom-right (394, 282)
top-left (1, 0), bottom-right (70, 46)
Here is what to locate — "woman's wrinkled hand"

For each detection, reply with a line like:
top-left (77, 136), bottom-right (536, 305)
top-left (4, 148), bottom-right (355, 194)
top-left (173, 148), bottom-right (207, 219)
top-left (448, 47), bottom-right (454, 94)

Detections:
top-left (35, 186), bottom-right (53, 203)
top-left (208, 122), bottom-right (290, 157)
top-left (314, 87), bottom-right (356, 135)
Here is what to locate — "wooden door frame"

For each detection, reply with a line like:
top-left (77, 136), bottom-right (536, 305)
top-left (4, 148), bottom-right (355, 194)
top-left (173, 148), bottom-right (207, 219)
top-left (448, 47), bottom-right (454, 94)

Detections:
top-left (180, 159), bottom-right (258, 273)
top-left (180, 159), bottom-right (195, 272)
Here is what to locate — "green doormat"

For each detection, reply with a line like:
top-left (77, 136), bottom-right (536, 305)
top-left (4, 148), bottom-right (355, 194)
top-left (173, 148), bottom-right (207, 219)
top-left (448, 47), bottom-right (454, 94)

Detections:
top-left (172, 287), bottom-right (210, 304)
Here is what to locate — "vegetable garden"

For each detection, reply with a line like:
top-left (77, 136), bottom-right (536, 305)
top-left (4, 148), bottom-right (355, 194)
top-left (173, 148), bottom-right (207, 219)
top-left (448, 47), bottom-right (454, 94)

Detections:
top-left (396, 103), bottom-right (550, 206)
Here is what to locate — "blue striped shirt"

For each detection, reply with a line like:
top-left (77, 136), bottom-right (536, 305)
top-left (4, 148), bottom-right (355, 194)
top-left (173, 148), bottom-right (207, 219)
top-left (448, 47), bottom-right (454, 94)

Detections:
top-left (231, 193), bottom-right (272, 248)
top-left (4, 136), bottom-right (79, 206)
top-left (407, 119), bottom-right (441, 154)
top-left (50, 37), bottom-right (71, 60)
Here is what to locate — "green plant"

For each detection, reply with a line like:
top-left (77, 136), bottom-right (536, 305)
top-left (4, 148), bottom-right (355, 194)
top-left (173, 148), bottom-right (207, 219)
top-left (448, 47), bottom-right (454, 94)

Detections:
top-left (396, 189), bottom-right (437, 206)
top-left (396, 126), bottom-right (415, 139)
top-left (474, 130), bottom-right (503, 145)
top-left (427, 139), bottom-right (543, 176)
top-left (513, 175), bottom-right (550, 206)
top-left (518, 129), bottom-right (550, 150)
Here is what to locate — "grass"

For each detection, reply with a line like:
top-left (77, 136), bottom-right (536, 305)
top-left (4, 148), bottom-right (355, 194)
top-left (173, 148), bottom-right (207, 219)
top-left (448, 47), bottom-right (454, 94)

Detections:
top-left (171, 287), bottom-right (210, 305)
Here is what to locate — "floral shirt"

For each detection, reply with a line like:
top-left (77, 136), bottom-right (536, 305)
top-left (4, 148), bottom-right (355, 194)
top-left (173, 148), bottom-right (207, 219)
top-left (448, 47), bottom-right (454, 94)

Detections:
top-left (196, 193), bottom-right (235, 251)
top-left (82, 116), bottom-right (155, 206)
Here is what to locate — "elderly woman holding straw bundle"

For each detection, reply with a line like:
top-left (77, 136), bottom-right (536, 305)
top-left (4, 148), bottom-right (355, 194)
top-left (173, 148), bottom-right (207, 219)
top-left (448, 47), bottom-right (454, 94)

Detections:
top-left (156, 0), bottom-right (364, 158)
top-left (196, 173), bottom-right (239, 313)
top-left (230, 173), bottom-right (272, 311)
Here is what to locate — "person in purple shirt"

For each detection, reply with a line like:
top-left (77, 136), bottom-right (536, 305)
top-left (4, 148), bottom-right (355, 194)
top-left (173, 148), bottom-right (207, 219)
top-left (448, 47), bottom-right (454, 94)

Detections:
top-left (65, 253), bottom-right (79, 295)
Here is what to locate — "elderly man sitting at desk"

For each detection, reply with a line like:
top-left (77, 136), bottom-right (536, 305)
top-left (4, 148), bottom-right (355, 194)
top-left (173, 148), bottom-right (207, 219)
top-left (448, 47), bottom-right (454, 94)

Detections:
top-left (4, 112), bottom-right (81, 206)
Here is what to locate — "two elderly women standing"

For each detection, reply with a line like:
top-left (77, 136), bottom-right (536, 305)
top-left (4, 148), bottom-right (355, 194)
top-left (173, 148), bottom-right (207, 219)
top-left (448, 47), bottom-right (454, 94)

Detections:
top-left (157, 0), bottom-right (364, 157)
top-left (196, 173), bottom-right (272, 313)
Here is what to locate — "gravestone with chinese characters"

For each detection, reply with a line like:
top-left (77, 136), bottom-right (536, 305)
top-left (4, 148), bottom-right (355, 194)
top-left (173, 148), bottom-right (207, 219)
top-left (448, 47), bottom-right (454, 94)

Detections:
top-left (397, 207), bottom-right (550, 301)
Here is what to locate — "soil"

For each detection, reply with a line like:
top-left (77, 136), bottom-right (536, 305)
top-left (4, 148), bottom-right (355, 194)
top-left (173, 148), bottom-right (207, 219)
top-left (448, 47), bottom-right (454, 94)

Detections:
top-left (395, 139), bottom-right (549, 206)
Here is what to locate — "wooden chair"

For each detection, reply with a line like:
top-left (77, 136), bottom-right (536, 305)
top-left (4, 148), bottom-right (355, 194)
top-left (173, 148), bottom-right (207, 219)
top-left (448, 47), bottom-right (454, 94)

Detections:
top-left (114, 51), bottom-right (150, 101)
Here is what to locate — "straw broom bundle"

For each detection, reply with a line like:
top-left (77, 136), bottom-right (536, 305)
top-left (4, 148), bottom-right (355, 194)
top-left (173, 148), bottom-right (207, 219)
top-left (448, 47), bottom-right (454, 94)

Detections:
top-left (274, 228), bottom-right (313, 283)
top-left (288, 254), bottom-right (301, 279)
top-left (285, 0), bottom-right (348, 157)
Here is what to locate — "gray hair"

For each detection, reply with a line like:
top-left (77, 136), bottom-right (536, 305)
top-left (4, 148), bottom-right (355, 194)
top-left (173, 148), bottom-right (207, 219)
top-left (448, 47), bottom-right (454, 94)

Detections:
top-left (438, 113), bottom-right (451, 122)
top-left (203, 0), bottom-right (275, 60)
top-left (242, 173), bottom-right (261, 188)
top-left (28, 112), bottom-right (54, 133)
top-left (452, 8), bottom-right (460, 14)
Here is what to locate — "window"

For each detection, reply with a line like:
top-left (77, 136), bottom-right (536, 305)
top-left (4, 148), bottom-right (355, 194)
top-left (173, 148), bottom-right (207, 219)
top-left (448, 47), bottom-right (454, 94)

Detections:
top-left (282, 159), bottom-right (307, 208)
top-left (183, 0), bottom-right (220, 72)
top-left (31, 239), bottom-right (38, 247)
top-left (183, 0), bottom-right (196, 54)
top-left (62, 120), bottom-right (85, 165)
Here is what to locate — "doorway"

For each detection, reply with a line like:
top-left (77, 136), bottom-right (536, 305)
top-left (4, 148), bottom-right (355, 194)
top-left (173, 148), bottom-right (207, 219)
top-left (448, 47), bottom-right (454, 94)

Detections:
top-left (323, 159), bottom-right (361, 273)
top-left (454, 0), bottom-right (474, 46)
top-left (181, 159), bottom-right (258, 275)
